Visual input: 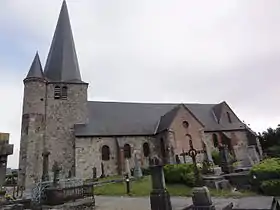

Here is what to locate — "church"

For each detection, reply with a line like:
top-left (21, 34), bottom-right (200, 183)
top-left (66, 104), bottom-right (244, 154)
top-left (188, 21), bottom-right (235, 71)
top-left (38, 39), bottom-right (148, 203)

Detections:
top-left (18, 1), bottom-right (261, 190)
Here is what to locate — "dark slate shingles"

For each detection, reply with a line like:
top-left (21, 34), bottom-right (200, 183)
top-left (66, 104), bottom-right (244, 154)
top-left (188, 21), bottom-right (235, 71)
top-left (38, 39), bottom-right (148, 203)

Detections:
top-left (25, 52), bottom-right (44, 79)
top-left (44, 1), bottom-right (82, 83)
top-left (74, 101), bottom-right (245, 137)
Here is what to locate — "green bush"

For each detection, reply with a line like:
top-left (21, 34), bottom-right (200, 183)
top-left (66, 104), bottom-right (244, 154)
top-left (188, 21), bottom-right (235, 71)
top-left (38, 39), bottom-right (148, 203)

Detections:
top-left (260, 179), bottom-right (280, 196)
top-left (250, 158), bottom-right (280, 191)
top-left (163, 164), bottom-right (195, 187)
top-left (211, 150), bottom-right (221, 166)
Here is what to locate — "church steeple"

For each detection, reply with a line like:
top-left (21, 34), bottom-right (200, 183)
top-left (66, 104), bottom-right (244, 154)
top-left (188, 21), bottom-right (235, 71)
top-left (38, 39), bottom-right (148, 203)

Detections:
top-left (44, 0), bottom-right (82, 83)
top-left (25, 52), bottom-right (44, 80)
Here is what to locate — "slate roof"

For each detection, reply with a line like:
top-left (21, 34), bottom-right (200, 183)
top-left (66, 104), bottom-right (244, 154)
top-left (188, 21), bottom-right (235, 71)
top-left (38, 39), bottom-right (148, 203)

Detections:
top-left (25, 52), bottom-right (44, 79)
top-left (44, 1), bottom-right (83, 83)
top-left (74, 101), bottom-right (246, 137)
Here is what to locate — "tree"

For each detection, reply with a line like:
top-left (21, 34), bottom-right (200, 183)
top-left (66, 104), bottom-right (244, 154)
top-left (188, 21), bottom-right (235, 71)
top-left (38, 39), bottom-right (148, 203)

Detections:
top-left (258, 125), bottom-right (280, 156)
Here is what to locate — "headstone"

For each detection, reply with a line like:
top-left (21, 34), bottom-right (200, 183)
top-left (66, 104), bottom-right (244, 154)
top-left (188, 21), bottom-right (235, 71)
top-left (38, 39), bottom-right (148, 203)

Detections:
top-left (92, 167), bottom-right (97, 181)
top-left (100, 162), bottom-right (105, 178)
top-left (247, 145), bottom-right (260, 164)
top-left (175, 155), bottom-right (181, 164)
top-left (219, 145), bottom-right (233, 174)
top-left (0, 133), bottom-right (13, 188)
top-left (192, 187), bottom-right (214, 207)
top-left (200, 129), bottom-right (214, 163)
top-left (125, 159), bottom-right (131, 177)
top-left (233, 145), bottom-right (253, 169)
top-left (41, 150), bottom-right (50, 181)
top-left (51, 161), bottom-right (61, 186)
top-left (149, 156), bottom-right (172, 210)
top-left (133, 153), bottom-right (143, 179)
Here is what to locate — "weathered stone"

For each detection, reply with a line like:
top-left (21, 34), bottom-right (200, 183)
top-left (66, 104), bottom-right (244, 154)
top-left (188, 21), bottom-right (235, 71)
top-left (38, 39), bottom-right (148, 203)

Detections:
top-left (0, 133), bottom-right (13, 188)
top-left (191, 187), bottom-right (216, 210)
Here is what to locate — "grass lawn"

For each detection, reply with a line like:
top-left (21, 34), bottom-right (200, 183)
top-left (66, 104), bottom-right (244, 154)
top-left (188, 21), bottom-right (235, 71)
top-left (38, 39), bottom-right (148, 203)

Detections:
top-left (94, 176), bottom-right (256, 198)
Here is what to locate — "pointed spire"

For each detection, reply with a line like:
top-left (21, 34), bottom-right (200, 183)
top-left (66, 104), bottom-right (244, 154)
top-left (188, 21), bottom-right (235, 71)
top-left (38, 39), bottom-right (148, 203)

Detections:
top-left (44, 0), bottom-right (82, 83)
top-left (25, 52), bottom-right (44, 79)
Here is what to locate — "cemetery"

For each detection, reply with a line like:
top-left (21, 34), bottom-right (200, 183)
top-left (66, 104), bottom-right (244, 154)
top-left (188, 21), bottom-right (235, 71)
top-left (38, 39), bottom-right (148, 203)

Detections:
top-left (1, 139), bottom-right (280, 209)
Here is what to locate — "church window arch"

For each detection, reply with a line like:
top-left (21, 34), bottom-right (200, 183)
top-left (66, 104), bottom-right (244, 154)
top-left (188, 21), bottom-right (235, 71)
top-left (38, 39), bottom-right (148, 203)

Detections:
top-left (212, 133), bottom-right (219, 148)
top-left (54, 85), bottom-right (61, 99)
top-left (143, 142), bottom-right (150, 157)
top-left (61, 86), bottom-right (68, 100)
top-left (101, 145), bottom-right (110, 161)
top-left (124, 143), bottom-right (131, 159)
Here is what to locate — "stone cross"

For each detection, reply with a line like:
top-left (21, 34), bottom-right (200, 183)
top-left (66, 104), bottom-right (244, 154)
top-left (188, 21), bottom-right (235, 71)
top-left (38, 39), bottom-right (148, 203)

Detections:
top-left (149, 156), bottom-right (172, 210)
top-left (133, 153), bottom-right (143, 179)
top-left (52, 161), bottom-right (61, 186)
top-left (42, 150), bottom-right (50, 181)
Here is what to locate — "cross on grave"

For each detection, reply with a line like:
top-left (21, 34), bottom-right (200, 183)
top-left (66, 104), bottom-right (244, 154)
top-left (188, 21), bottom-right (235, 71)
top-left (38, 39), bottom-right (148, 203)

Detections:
top-left (52, 161), bottom-right (61, 186)
top-left (188, 139), bottom-right (203, 187)
top-left (42, 150), bottom-right (50, 181)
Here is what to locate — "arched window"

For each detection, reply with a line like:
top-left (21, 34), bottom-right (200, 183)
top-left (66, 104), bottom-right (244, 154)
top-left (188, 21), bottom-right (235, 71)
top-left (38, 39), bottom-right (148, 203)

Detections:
top-left (54, 86), bottom-right (61, 99)
top-left (101, 145), bottom-right (110, 161)
top-left (61, 86), bottom-right (68, 100)
top-left (124, 144), bottom-right (131, 159)
top-left (212, 133), bottom-right (219, 148)
top-left (143, 142), bottom-right (150, 157)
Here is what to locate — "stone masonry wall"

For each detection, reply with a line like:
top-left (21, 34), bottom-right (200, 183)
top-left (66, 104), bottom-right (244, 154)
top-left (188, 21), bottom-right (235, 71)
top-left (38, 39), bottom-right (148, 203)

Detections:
top-left (45, 83), bottom-right (88, 179)
top-left (18, 80), bottom-right (46, 189)
top-left (75, 136), bottom-right (155, 179)
top-left (168, 106), bottom-right (204, 157)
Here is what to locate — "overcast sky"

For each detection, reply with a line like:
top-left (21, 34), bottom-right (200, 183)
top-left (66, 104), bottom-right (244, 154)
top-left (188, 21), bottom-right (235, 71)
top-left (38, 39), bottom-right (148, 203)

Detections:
top-left (1, 0), bottom-right (280, 168)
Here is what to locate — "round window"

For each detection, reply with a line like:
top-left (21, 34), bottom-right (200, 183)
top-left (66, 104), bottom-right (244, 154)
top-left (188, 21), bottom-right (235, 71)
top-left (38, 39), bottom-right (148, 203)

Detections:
top-left (182, 121), bottom-right (189, 128)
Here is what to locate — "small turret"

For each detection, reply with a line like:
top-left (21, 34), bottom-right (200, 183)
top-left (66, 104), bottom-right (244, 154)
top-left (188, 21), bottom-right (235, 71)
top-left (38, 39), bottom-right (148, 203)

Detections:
top-left (24, 52), bottom-right (45, 83)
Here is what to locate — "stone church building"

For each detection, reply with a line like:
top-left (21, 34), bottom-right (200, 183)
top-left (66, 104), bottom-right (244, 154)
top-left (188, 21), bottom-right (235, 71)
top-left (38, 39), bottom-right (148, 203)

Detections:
top-left (18, 1), bottom-right (260, 189)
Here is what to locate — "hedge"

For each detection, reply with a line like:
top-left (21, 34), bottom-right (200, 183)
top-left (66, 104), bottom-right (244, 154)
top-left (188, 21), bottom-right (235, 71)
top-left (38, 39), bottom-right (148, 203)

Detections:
top-left (163, 164), bottom-right (196, 187)
top-left (260, 179), bottom-right (280, 196)
top-left (250, 158), bottom-right (280, 193)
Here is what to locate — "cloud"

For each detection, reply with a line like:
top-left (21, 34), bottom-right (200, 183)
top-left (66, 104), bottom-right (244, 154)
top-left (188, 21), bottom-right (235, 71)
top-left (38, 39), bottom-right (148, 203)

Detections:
top-left (1, 0), bottom-right (280, 168)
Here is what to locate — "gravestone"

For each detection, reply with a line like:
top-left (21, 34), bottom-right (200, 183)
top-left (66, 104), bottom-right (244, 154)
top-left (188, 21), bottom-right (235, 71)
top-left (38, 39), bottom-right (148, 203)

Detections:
top-left (247, 145), bottom-right (260, 165)
top-left (175, 155), bottom-right (181, 164)
top-left (192, 186), bottom-right (215, 210)
top-left (100, 162), bottom-right (105, 178)
top-left (0, 133), bottom-right (13, 188)
top-left (133, 153), bottom-right (143, 179)
top-left (233, 145), bottom-right (254, 170)
top-left (51, 161), bottom-right (61, 186)
top-left (149, 156), bottom-right (172, 210)
top-left (92, 167), bottom-right (97, 181)
top-left (219, 145), bottom-right (233, 174)
top-left (41, 150), bottom-right (50, 181)
top-left (125, 159), bottom-right (131, 177)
